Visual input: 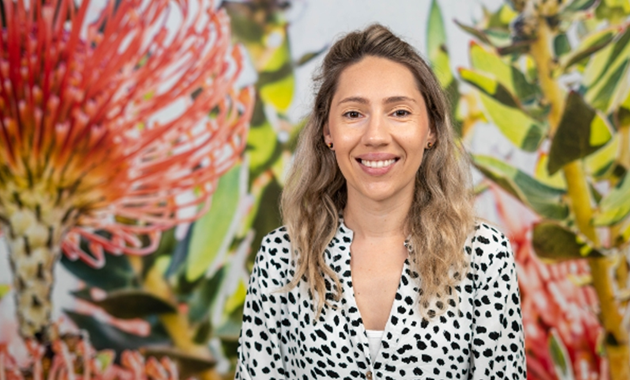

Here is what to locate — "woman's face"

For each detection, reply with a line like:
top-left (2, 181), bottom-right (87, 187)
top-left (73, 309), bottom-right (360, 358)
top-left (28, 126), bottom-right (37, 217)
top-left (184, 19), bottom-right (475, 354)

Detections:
top-left (324, 56), bottom-right (435, 205)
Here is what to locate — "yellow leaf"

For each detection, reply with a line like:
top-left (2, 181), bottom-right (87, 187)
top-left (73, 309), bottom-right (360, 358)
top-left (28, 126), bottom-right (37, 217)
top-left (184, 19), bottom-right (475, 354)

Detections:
top-left (589, 114), bottom-right (613, 146)
top-left (0, 284), bottom-right (10, 300)
top-left (224, 279), bottom-right (247, 315)
top-left (498, 4), bottom-right (518, 24)
top-left (433, 49), bottom-right (454, 89)
top-left (259, 74), bottom-right (295, 112)
top-left (261, 28), bottom-right (288, 72)
top-left (585, 134), bottom-right (618, 178)
top-left (535, 153), bottom-right (567, 190)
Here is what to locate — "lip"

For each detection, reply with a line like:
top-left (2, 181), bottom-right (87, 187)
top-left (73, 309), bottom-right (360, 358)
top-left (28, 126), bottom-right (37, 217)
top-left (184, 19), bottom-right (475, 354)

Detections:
top-left (355, 153), bottom-right (399, 161)
top-left (354, 153), bottom-right (400, 176)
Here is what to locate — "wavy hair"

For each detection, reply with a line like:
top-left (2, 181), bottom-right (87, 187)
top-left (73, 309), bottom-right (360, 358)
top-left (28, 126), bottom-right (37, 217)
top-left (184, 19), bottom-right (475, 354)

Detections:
top-left (280, 24), bottom-right (475, 318)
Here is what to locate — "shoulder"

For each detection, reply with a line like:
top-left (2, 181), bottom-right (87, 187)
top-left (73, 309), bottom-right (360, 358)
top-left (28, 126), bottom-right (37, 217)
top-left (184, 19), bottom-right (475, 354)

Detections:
top-left (466, 221), bottom-right (510, 255)
top-left (251, 226), bottom-right (294, 289)
top-left (464, 221), bottom-right (515, 287)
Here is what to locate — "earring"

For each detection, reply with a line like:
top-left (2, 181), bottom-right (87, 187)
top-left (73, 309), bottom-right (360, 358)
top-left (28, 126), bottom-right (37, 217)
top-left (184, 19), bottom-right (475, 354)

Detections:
top-left (328, 142), bottom-right (334, 149)
top-left (427, 142), bottom-right (433, 149)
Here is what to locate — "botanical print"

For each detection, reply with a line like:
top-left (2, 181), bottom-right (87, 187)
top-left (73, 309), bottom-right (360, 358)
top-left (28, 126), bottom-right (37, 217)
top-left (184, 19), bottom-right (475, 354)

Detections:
top-left (1, 0), bottom-right (629, 379)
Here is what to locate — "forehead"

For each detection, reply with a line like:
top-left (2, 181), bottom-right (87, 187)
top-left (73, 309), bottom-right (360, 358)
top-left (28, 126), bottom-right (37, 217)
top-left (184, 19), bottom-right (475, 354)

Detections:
top-left (332, 56), bottom-right (423, 103)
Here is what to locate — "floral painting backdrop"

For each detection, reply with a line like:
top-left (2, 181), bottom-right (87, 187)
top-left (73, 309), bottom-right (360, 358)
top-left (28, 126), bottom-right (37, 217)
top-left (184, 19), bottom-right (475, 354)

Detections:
top-left (1, 0), bottom-right (629, 379)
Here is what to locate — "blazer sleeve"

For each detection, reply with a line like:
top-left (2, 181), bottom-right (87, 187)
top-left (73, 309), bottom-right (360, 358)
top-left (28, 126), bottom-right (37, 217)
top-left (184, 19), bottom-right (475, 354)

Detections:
top-left (469, 231), bottom-right (527, 380)
top-left (235, 243), bottom-right (288, 380)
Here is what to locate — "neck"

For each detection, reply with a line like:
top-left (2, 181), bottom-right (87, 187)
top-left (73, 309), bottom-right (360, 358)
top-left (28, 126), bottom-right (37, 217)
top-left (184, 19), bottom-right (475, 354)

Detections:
top-left (343, 191), bottom-right (412, 241)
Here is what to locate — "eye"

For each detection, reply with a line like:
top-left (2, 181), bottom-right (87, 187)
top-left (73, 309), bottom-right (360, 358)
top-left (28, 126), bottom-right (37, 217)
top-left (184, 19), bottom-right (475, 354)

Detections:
top-left (392, 109), bottom-right (411, 117)
top-left (343, 111), bottom-right (361, 118)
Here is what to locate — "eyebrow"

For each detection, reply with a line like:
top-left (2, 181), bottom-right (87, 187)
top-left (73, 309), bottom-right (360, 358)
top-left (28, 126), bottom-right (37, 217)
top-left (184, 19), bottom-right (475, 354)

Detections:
top-left (337, 96), bottom-right (417, 106)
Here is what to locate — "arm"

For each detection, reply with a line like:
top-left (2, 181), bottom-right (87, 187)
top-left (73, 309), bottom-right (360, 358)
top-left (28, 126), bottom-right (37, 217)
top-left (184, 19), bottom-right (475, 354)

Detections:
top-left (235, 245), bottom-right (287, 380)
top-left (470, 230), bottom-right (527, 380)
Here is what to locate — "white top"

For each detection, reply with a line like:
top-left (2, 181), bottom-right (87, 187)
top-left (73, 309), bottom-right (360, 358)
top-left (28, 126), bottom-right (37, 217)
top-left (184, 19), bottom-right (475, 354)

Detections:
top-left (365, 329), bottom-right (384, 363)
top-left (236, 222), bottom-right (527, 379)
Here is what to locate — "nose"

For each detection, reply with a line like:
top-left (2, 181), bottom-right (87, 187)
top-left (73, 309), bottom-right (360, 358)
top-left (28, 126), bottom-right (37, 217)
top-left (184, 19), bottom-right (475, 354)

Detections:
top-left (362, 114), bottom-right (389, 147)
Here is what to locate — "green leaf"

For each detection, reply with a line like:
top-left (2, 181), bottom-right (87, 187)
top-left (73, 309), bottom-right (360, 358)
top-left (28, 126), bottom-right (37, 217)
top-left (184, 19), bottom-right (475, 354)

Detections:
top-left (61, 253), bottom-right (136, 291)
top-left (473, 181), bottom-right (490, 196)
top-left (185, 164), bottom-right (244, 282)
top-left (532, 221), bottom-right (604, 260)
top-left (77, 289), bottom-right (176, 319)
top-left (223, 3), bottom-right (264, 43)
top-left (224, 278), bottom-right (247, 315)
top-left (295, 46), bottom-right (327, 67)
top-left (64, 311), bottom-right (169, 353)
top-left (193, 318), bottom-right (212, 344)
top-left (587, 59), bottom-right (630, 113)
top-left (188, 266), bottom-right (227, 323)
top-left (215, 306), bottom-right (244, 341)
top-left (258, 34), bottom-right (294, 112)
top-left (455, 21), bottom-right (512, 48)
top-left (426, 4), bottom-right (459, 119)
top-left (472, 155), bottom-right (569, 219)
top-left (548, 91), bottom-right (613, 175)
top-left (604, 0), bottom-right (630, 12)
top-left (0, 284), bottom-right (9, 300)
top-left (257, 62), bottom-right (293, 87)
top-left (469, 42), bottom-right (540, 102)
top-left (560, 27), bottom-right (616, 71)
top-left (586, 134), bottom-right (619, 179)
top-left (596, 0), bottom-right (630, 22)
top-left (461, 69), bottom-right (546, 151)
top-left (496, 40), bottom-right (534, 56)
top-left (487, 4), bottom-right (519, 28)
top-left (249, 178), bottom-right (283, 261)
top-left (427, 0), bottom-right (448, 67)
top-left (259, 74), bottom-right (295, 112)
top-left (431, 46), bottom-right (456, 91)
top-left (584, 27), bottom-right (630, 113)
top-left (616, 221), bottom-right (630, 246)
top-left (593, 172), bottom-right (630, 226)
top-left (141, 346), bottom-right (215, 378)
top-left (165, 226), bottom-right (192, 278)
top-left (94, 351), bottom-right (115, 373)
top-left (535, 153), bottom-right (567, 190)
top-left (618, 88), bottom-right (630, 126)
top-left (141, 228), bottom-right (176, 279)
top-left (247, 100), bottom-right (282, 177)
top-left (554, 34), bottom-right (572, 58)
top-left (564, 0), bottom-right (599, 13)
top-left (459, 68), bottom-right (520, 108)
top-left (548, 329), bottom-right (576, 380)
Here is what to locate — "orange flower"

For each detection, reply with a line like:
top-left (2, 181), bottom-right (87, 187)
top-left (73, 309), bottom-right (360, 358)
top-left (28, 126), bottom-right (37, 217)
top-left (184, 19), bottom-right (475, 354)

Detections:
top-left (1, 337), bottom-right (182, 380)
top-left (0, 0), bottom-right (253, 341)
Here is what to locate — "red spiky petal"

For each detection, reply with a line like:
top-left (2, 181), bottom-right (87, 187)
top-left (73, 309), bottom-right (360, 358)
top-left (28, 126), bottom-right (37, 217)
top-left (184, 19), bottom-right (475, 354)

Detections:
top-left (0, 0), bottom-right (254, 268)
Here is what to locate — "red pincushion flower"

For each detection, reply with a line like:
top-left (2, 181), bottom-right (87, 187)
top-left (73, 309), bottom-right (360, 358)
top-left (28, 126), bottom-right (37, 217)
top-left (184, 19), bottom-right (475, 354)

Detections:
top-left (0, 0), bottom-right (253, 341)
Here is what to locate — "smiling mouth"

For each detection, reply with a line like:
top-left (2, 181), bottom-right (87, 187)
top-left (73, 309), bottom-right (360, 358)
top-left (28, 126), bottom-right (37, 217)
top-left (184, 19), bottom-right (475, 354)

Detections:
top-left (358, 158), bottom-right (398, 168)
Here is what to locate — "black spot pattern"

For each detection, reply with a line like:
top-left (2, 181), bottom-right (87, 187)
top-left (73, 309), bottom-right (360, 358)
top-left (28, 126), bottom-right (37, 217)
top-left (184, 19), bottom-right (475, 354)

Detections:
top-left (235, 223), bottom-right (526, 379)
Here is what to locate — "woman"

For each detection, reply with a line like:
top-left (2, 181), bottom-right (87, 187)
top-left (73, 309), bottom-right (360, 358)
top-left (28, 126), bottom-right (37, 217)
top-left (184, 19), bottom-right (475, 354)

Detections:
top-left (236, 24), bottom-right (526, 379)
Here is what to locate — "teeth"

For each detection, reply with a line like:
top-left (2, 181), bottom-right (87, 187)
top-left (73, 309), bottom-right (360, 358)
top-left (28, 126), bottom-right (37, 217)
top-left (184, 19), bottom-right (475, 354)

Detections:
top-left (361, 159), bottom-right (396, 168)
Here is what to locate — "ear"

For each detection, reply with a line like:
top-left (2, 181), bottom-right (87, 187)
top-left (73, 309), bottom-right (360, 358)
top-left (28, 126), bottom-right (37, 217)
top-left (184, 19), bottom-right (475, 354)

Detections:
top-left (426, 123), bottom-right (437, 145)
top-left (323, 123), bottom-right (332, 145)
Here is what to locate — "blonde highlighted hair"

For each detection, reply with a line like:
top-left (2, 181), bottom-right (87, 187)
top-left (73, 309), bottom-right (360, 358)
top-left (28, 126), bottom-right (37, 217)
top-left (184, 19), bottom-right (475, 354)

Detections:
top-left (280, 24), bottom-right (475, 317)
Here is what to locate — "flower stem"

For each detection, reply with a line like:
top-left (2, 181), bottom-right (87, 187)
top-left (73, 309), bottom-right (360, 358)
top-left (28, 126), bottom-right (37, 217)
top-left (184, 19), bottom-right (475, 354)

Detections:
top-left (529, 15), bottom-right (630, 380)
top-left (529, 21), bottom-right (565, 133)
top-left (3, 208), bottom-right (63, 343)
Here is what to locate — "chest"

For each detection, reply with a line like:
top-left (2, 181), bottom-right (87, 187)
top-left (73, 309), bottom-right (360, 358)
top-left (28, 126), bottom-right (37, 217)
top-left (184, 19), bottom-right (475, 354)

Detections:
top-left (349, 238), bottom-right (409, 330)
top-left (276, 276), bottom-right (475, 379)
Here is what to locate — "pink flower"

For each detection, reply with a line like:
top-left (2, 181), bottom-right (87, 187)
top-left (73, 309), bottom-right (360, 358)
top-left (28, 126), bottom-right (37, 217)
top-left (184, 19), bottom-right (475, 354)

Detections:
top-left (486, 187), bottom-right (605, 380)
